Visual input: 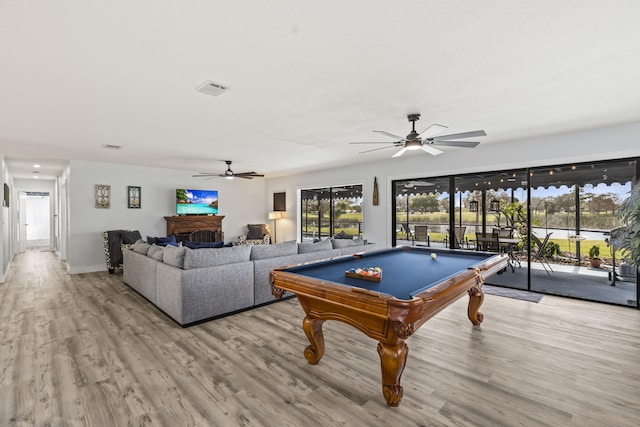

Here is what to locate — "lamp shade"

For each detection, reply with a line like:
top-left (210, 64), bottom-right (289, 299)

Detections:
top-left (268, 211), bottom-right (284, 220)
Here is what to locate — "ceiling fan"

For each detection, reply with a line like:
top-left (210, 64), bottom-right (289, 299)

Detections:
top-left (350, 113), bottom-right (486, 157)
top-left (192, 160), bottom-right (264, 180)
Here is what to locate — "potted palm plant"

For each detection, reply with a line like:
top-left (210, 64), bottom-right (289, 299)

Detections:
top-left (589, 245), bottom-right (602, 269)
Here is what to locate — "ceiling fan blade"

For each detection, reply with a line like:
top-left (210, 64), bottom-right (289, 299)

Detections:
top-left (373, 130), bottom-right (406, 140)
top-left (433, 130), bottom-right (486, 140)
top-left (421, 145), bottom-right (443, 156)
top-left (392, 147), bottom-right (407, 158)
top-left (358, 145), bottom-right (398, 154)
top-left (236, 173), bottom-right (264, 178)
top-left (192, 173), bottom-right (221, 177)
top-left (432, 140), bottom-right (480, 148)
top-left (419, 124), bottom-right (448, 138)
top-left (349, 141), bottom-right (399, 144)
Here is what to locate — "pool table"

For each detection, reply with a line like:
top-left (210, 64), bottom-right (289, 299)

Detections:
top-left (270, 246), bottom-right (508, 406)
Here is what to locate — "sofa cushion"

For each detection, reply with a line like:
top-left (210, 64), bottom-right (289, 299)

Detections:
top-left (247, 224), bottom-right (268, 240)
top-left (148, 245), bottom-right (165, 260)
top-left (132, 240), bottom-right (151, 255)
top-left (250, 240), bottom-right (297, 260)
top-left (298, 238), bottom-right (333, 253)
top-left (183, 244), bottom-right (252, 269)
top-left (331, 238), bottom-right (357, 249)
top-left (163, 244), bottom-right (186, 268)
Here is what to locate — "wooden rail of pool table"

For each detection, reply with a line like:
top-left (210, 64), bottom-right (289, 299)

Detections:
top-left (270, 251), bottom-right (509, 407)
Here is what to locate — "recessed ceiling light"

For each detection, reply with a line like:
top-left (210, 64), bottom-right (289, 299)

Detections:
top-left (33, 164), bottom-right (40, 168)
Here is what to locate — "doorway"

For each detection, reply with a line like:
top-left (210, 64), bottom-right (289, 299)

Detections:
top-left (18, 191), bottom-right (52, 252)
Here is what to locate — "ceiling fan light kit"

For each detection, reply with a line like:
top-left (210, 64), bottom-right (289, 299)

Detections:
top-left (350, 113), bottom-right (486, 158)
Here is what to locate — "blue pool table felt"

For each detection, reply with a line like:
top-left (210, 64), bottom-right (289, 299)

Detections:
top-left (284, 248), bottom-right (493, 300)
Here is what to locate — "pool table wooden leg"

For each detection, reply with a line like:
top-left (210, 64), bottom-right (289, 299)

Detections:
top-left (377, 341), bottom-right (408, 407)
top-left (302, 316), bottom-right (325, 365)
top-left (467, 283), bottom-right (485, 325)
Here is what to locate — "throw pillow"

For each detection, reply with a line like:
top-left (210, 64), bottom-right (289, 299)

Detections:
top-left (247, 224), bottom-right (267, 240)
top-left (163, 244), bottom-right (186, 268)
top-left (132, 240), bottom-right (151, 255)
top-left (153, 235), bottom-right (178, 247)
top-left (122, 230), bottom-right (142, 244)
top-left (298, 238), bottom-right (333, 254)
top-left (184, 241), bottom-right (224, 249)
top-left (147, 245), bottom-right (165, 261)
top-left (334, 230), bottom-right (354, 240)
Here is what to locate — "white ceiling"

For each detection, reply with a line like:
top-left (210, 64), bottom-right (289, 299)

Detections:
top-left (2, 1), bottom-right (640, 180)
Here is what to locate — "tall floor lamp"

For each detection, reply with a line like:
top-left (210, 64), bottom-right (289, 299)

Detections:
top-left (268, 211), bottom-right (284, 243)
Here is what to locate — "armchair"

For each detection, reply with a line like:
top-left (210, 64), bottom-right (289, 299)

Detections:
top-left (102, 229), bottom-right (142, 273)
top-left (238, 224), bottom-right (271, 245)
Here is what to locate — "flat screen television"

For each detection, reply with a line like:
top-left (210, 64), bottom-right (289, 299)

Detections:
top-left (176, 189), bottom-right (219, 215)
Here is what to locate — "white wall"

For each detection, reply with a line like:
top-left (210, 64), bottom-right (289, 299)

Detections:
top-left (66, 160), bottom-right (267, 274)
top-left (1, 155), bottom-right (10, 282)
top-left (265, 121), bottom-right (640, 249)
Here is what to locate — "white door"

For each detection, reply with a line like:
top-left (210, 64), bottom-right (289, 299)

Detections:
top-left (18, 192), bottom-right (51, 251)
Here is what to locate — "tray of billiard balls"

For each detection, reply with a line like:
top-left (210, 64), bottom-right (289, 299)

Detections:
top-left (345, 267), bottom-right (382, 282)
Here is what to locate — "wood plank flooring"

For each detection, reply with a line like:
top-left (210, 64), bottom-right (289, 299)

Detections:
top-left (1, 250), bottom-right (639, 426)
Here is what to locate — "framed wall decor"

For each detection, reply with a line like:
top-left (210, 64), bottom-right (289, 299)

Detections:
top-left (128, 186), bottom-right (141, 208)
top-left (273, 192), bottom-right (286, 212)
top-left (95, 184), bottom-right (111, 208)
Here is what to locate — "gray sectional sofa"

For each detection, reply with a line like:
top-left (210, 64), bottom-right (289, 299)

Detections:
top-left (123, 238), bottom-right (375, 326)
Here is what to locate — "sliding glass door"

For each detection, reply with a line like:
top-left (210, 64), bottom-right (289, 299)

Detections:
top-left (391, 158), bottom-right (638, 307)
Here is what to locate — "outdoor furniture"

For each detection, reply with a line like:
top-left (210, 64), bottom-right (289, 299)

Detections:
top-left (531, 232), bottom-right (554, 275)
top-left (413, 225), bottom-right (430, 246)
top-left (475, 232), bottom-right (500, 252)
top-left (399, 223), bottom-right (414, 242)
top-left (446, 226), bottom-right (468, 249)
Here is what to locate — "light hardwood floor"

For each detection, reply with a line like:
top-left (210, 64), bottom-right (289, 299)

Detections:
top-left (1, 250), bottom-right (639, 426)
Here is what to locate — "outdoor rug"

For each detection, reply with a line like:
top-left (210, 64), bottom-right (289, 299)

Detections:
top-left (483, 285), bottom-right (544, 303)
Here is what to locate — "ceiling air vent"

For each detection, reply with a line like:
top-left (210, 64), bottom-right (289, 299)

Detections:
top-left (197, 80), bottom-right (230, 97)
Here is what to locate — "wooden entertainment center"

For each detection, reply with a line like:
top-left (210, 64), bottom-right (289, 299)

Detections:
top-left (164, 215), bottom-right (224, 242)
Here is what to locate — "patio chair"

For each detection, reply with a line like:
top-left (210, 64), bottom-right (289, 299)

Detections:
top-left (413, 225), bottom-right (430, 246)
top-left (400, 223), bottom-right (414, 243)
top-left (447, 226), bottom-right (468, 249)
top-left (531, 232), bottom-right (554, 275)
top-left (455, 226), bottom-right (468, 249)
top-left (475, 232), bottom-right (500, 252)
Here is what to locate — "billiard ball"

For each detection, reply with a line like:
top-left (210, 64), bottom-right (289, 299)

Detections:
top-left (431, 253), bottom-right (437, 259)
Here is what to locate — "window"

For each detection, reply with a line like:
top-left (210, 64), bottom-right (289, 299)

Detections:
top-left (301, 185), bottom-right (363, 241)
